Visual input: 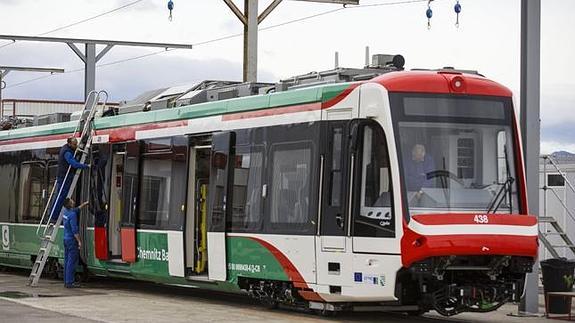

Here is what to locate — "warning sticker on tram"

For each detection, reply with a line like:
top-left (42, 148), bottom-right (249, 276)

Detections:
top-left (1, 225), bottom-right (9, 251)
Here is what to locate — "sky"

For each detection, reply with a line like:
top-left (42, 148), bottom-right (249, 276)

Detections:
top-left (0, 0), bottom-right (573, 153)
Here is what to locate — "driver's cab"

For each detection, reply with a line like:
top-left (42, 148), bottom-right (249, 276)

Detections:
top-left (391, 94), bottom-right (520, 215)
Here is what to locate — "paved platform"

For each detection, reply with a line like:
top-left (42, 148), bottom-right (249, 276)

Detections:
top-left (0, 269), bottom-right (552, 323)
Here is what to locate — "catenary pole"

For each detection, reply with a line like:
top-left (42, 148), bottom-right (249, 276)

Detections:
top-left (223, 0), bottom-right (359, 82)
top-left (519, 0), bottom-right (541, 315)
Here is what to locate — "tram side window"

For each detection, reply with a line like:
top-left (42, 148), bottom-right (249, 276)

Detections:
top-left (18, 162), bottom-right (45, 223)
top-left (230, 146), bottom-right (263, 231)
top-left (269, 142), bottom-right (312, 231)
top-left (138, 138), bottom-right (187, 230)
top-left (354, 124), bottom-right (395, 238)
top-left (0, 152), bottom-right (19, 223)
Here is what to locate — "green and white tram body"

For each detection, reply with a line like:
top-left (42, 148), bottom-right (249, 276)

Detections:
top-left (0, 69), bottom-right (537, 316)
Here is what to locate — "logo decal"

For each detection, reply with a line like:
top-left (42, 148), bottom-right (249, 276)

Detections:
top-left (1, 225), bottom-right (9, 251)
top-left (354, 272), bottom-right (385, 286)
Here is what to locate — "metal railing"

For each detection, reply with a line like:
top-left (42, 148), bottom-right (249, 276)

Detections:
top-left (539, 155), bottom-right (575, 258)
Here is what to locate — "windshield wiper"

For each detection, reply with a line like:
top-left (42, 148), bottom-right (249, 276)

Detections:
top-left (486, 145), bottom-right (515, 214)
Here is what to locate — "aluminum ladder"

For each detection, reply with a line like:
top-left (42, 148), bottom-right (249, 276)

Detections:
top-left (539, 155), bottom-right (575, 258)
top-left (27, 91), bottom-right (108, 287)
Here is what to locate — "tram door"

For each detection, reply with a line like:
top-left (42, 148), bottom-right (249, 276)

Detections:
top-left (316, 121), bottom-right (352, 287)
top-left (207, 132), bottom-right (235, 281)
top-left (351, 121), bottom-right (399, 254)
top-left (185, 140), bottom-right (211, 277)
top-left (108, 142), bottom-right (140, 263)
top-left (120, 142), bottom-right (140, 263)
top-left (108, 146), bottom-right (125, 259)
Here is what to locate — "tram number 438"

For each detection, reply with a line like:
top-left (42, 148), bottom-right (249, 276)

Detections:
top-left (473, 215), bottom-right (489, 224)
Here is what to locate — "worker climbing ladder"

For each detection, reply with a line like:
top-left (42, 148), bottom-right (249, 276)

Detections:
top-left (28, 90), bottom-right (108, 287)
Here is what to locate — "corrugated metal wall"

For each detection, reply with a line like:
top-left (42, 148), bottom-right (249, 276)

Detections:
top-left (1, 100), bottom-right (84, 118)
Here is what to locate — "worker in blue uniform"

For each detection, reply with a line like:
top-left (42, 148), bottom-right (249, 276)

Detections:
top-left (49, 137), bottom-right (89, 223)
top-left (63, 198), bottom-right (89, 288)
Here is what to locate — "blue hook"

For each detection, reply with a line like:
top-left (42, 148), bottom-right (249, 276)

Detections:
top-left (454, 1), bottom-right (461, 27)
top-left (426, 1), bottom-right (433, 29)
top-left (168, 0), bottom-right (174, 21)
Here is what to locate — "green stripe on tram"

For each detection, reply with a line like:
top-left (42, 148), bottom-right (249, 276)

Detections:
top-left (1, 223), bottom-right (293, 291)
top-left (0, 83), bottom-right (350, 141)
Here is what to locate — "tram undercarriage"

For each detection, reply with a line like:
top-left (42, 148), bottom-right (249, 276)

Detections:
top-left (401, 255), bottom-right (534, 316)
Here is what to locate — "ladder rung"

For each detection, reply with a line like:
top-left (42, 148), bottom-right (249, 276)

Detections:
top-left (551, 245), bottom-right (575, 248)
top-left (543, 232), bottom-right (568, 236)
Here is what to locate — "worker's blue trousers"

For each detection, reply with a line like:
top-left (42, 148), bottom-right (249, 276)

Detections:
top-left (49, 177), bottom-right (71, 223)
top-left (63, 238), bottom-right (78, 286)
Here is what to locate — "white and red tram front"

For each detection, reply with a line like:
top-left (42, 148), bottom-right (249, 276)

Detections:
top-left (370, 70), bottom-right (537, 315)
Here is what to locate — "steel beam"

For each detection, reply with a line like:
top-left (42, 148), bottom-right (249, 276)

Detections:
top-left (223, 0), bottom-right (247, 25)
top-left (244, 0), bottom-right (259, 83)
top-left (259, 0), bottom-right (283, 23)
top-left (0, 66), bottom-right (64, 74)
top-left (0, 35), bottom-right (193, 100)
top-left (67, 43), bottom-right (87, 63)
top-left (85, 44), bottom-right (97, 99)
top-left (96, 44), bottom-right (115, 62)
top-left (519, 0), bottom-right (541, 315)
top-left (0, 34), bottom-right (193, 49)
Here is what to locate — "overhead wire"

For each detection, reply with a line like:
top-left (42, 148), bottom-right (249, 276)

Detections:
top-left (0, 0), bottom-right (146, 50)
top-left (5, 0), bottom-right (427, 90)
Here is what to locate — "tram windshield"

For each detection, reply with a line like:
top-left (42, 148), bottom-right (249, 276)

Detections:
top-left (391, 94), bottom-right (520, 215)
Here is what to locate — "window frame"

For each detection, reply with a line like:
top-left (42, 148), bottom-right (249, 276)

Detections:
top-left (389, 93), bottom-right (525, 218)
top-left (351, 120), bottom-right (396, 238)
top-left (138, 137), bottom-right (188, 231)
top-left (18, 160), bottom-right (47, 224)
top-left (228, 144), bottom-right (264, 232)
top-left (262, 122), bottom-right (320, 235)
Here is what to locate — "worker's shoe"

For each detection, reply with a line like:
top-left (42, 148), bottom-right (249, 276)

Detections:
top-left (64, 282), bottom-right (82, 289)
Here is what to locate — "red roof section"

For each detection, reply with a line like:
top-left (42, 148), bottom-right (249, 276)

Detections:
top-left (371, 71), bottom-right (513, 97)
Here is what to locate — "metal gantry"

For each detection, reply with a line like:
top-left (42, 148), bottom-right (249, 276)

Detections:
top-left (0, 35), bottom-right (193, 99)
top-left (0, 66), bottom-right (65, 117)
top-left (222, 0), bottom-right (359, 83)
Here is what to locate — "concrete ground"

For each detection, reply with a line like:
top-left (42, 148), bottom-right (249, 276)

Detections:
top-left (0, 268), bottom-right (553, 323)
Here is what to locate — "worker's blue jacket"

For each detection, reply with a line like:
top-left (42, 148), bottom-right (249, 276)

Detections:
top-left (63, 207), bottom-right (79, 241)
top-left (57, 144), bottom-right (87, 179)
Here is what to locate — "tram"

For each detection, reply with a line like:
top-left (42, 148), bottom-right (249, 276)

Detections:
top-left (0, 59), bottom-right (537, 316)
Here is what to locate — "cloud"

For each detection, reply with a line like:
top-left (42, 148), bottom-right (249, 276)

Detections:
top-left (1, 46), bottom-right (277, 102)
top-left (541, 140), bottom-right (575, 155)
